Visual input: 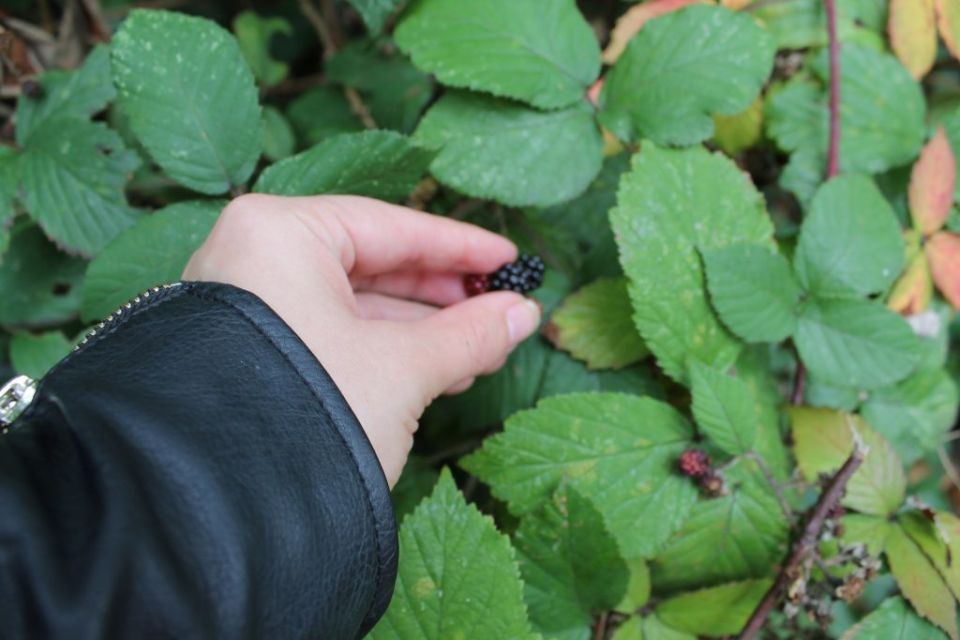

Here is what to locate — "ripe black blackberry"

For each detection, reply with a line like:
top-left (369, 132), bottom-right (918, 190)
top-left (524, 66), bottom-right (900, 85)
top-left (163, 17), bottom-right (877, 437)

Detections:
top-left (464, 254), bottom-right (545, 296)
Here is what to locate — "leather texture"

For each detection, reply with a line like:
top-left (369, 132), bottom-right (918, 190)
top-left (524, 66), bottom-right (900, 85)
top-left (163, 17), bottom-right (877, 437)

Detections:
top-left (0, 282), bottom-right (397, 639)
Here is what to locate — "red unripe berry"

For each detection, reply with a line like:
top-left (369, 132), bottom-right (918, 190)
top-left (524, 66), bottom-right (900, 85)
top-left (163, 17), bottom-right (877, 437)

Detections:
top-left (463, 273), bottom-right (490, 297)
top-left (678, 449), bottom-right (711, 479)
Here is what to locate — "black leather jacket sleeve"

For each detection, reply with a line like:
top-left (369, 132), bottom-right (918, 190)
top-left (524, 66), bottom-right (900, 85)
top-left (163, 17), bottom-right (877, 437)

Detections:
top-left (0, 282), bottom-right (397, 639)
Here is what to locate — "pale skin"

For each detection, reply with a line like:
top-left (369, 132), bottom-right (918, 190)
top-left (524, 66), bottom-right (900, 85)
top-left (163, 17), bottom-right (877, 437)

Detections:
top-left (183, 194), bottom-right (541, 487)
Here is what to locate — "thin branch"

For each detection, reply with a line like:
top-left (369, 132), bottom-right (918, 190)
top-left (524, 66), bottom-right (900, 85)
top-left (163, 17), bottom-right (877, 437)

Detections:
top-left (593, 611), bottom-right (609, 640)
top-left (791, 361), bottom-right (806, 405)
top-left (344, 86), bottom-right (377, 129)
top-left (737, 434), bottom-right (866, 640)
top-left (297, 0), bottom-right (336, 57)
top-left (825, 0), bottom-right (841, 179)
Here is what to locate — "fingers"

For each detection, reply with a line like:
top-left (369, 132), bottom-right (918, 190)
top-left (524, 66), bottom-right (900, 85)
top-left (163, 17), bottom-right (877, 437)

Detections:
top-left (355, 293), bottom-right (438, 321)
top-left (352, 271), bottom-right (470, 306)
top-left (292, 195), bottom-right (517, 277)
top-left (404, 291), bottom-right (541, 399)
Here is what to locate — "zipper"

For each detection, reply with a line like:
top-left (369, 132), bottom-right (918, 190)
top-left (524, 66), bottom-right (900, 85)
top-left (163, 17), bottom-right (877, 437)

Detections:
top-left (75, 283), bottom-right (183, 351)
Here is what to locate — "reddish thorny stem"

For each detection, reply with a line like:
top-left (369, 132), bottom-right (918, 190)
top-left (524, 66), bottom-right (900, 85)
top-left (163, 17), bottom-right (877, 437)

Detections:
top-left (746, 2), bottom-right (845, 636)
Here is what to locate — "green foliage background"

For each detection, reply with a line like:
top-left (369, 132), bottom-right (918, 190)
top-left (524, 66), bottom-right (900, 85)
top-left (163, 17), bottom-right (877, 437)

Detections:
top-left (2, 0), bottom-right (960, 637)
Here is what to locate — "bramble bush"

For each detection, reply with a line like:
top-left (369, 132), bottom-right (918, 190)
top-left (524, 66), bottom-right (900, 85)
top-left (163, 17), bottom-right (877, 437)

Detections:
top-left (2, 0), bottom-right (960, 637)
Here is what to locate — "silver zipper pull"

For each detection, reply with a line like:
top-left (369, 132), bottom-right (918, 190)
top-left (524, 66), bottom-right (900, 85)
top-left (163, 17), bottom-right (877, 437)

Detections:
top-left (1, 375), bottom-right (37, 433)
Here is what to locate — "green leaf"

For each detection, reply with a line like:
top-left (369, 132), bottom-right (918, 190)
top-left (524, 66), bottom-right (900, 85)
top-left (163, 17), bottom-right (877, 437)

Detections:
top-left (232, 10), bottom-right (291, 88)
top-left (0, 222), bottom-right (85, 327)
top-left (327, 42), bottom-right (432, 133)
top-left (111, 9), bottom-right (261, 194)
top-left (766, 46), bottom-right (925, 201)
top-left (789, 408), bottom-right (906, 516)
top-left (733, 347), bottom-right (793, 479)
top-left (414, 92), bottom-right (602, 207)
top-left (840, 514), bottom-right (894, 555)
top-left (0, 148), bottom-right (20, 258)
top-left (615, 558), bottom-right (651, 613)
top-left (81, 200), bottom-right (223, 322)
top-left (347, 0), bottom-right (403, 34)
top-left (599, 6), bottom-right (774, 145)
top-left (689, 362), bottom-right (757, 456)
top-left (19, 118), bottom-right (141, 256)
top-left (610, 143), bottom-right (773, 383)
top-left (861, 368), bottom-right (959, 464)
top-left (793, 175), bottom-right (905, 298)
top-left (900, 511), bottom-right (960, 602)
top-left (515, 485), bottom-right (628, 637)
top-left (884, 524), bottom-right (958, 639)
top-left (15, 45), bottom-right (115, 144)
top-left (805, 373), bottom-right (861, 412)
top-left (395, 0), bottom-right (600, 110)
top-left (285, 86), bottom-right (363, 148)
top-left (701, 244), bottom-right (800, 343)
top-left (261, 106), bottom-right (296, 162)
top-left (650, 461), bottom-right (788, 591)
top-left (794, 298), bottom-right (920, 390)
top-left (462, 393), bottom-right (697, 559)
top-left (550, 278), bottom-right (647, 370)
top-left (254, 130), bottom-right (433, 201)
top-left (842, 596), bottom-right (949, 640)
top-left (656, 579), bottom-right (772, 637)
top-left (10, 331), bottom-right (72, 378)
top-left (368, 469), bottom-right (535, 639)
top-left (612, 615), bottom-right (696, 640)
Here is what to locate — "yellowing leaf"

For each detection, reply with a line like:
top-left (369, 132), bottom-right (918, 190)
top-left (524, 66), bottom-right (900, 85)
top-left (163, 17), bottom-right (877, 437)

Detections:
top-left (890, 0), bottom-right (938, 79)
top-left (910, 127), bottom-right (957, 235)
top-left (602, 0), bottom-right (713, 64)
top-left (886, 523), bottom-right (959, 639)
top-left (712, 96), bottom-right (763, 156)
top-left (889, 251), bottom-right (933, 315)
top-left (937, 0), bottom-right (960, 60)
top-left (926, 231), bottom-right (960, 309)
top-left (721, 0), bottom-right (753, 8)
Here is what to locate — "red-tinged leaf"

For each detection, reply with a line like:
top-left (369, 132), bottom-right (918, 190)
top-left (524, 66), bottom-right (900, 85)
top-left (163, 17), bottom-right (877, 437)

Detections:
top-left (937, 0), bottom-right (960, 60)
top-left (602, 0), bottom-right (713, 64)
top-left (910, 127), bottom-right (957, 235)
top-left (889, 251), bottom-right (933, 315)
top-left (927, 231), bottom-right (960, 309)
top-left (890, 0), bottom-right (938, 79)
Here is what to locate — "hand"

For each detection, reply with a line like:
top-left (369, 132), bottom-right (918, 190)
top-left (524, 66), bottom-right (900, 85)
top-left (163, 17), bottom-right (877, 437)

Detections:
top-left (183, 194), bottom-right (541, 486)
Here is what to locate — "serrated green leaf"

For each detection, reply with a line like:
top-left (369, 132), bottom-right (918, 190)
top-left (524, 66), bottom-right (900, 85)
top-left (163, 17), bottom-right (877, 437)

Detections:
top-left (733, 347), bottom-right (792, 479)
top-left (689, 362), bottom-right (757, 456)
top-left (900, 511), bottom-right (960, 601)
top-left (254, 130), bottom-right (433, 201)
top-left (766, 46), bottom-right (925, 202)
top-left (842, 596), bottom-right (949, 640)
top-left (0, 148), bottom-right (19, 259)
top-left (610, 143), bottom-right (773, 383)
top-left (327, 42), bottom-right (432, 134)
top-left (701, 244), bottom-right (800, 343)
top-left (550, 278), bottom-right (647, 370)
top-left (516, 485), bottom-right (628, 637)
top-left (15, 45), bottom-right (114, 144)
top-left (794, 175), bottom-right (904, 298)
top-left (861, 368), bottom-right (959, 464)
top-left (369, 469), bottom-right (535, 639)
top-left (346, 0), bottom-right (402, 34)
top-left (395, 0), bottom-right (600, 110)
top-left (82, 200), bottom-right (223, 322)
top-left (286, 86), bottom-right (363, 149)
top-left (261, 106), bottom-right (295, 162)
top-left (650, 461), bottom-right (788, 591)
top-left (656, 579), bottom-right (772, 637)
top-left (599, 5), bottom-right (774, 146)
top-left (615, 558), bottom-right (651, 614)
top-left (111, 9), bottom-right (261, 194)
top-left (789, 408), bottom-right (905, 516)
top-left (805, 373), bottom-right (862, 411)
top-left (0, 222), bottom-right (85, 327)
top-left (795, 298), bottom-right (920, 390)
top-left (232, 11), bottom-right (291, 88)
top-left (19, 118), bottom-right (141, 256)
top-left (462, 393), bottom-right (696, 559)
top-left (884, 524), bottom-right (958, 639)
top-left (840, 514), bottom-right (894, 555)
top-left (612, 615), bottom-right (696, 640)
top-left (10, 331), bottom-right (72, 378)
top-left (414, 92), bottom-right (602, 207)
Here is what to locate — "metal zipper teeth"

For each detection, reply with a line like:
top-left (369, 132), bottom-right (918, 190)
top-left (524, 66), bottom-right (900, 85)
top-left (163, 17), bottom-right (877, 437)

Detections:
top-left (75, 283), bottom-right (183, 351)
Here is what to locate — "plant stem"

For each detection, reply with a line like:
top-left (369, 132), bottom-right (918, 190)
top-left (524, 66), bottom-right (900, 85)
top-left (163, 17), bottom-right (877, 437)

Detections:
top-left (791, 362), bottom-right (806, 405)
top-left (825, 0), bottom-right (841, 179)
top-left (736, 435), bottom-right (866, 640)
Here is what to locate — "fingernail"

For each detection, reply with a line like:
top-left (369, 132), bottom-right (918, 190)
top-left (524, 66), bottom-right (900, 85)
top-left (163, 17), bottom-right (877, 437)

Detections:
top-left (506, 299), bottom-right (541, 345)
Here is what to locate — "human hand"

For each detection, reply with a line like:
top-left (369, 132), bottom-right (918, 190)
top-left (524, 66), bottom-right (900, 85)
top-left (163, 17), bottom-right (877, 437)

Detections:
top-left (183, 194), bottom-right (541, 486)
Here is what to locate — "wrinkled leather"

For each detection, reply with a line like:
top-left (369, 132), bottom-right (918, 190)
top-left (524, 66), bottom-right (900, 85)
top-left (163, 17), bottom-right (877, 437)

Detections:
top-left (0, 282), bottom-right (397, 639)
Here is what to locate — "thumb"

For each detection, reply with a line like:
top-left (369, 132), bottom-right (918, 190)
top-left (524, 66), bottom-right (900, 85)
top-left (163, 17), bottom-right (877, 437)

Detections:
top-left (408, 291), bottom-right (541, 399)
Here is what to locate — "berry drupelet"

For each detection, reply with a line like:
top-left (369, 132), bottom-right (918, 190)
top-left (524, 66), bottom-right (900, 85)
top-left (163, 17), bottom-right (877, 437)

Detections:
top-left (677, 449), bottom-right (711, 479)
top-left (464, 254), bottom-right (545, 297)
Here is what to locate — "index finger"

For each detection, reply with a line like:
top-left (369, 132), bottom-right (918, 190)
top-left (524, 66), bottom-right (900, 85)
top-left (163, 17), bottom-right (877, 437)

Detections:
top-left (291, 195), bottom-right (517, 277)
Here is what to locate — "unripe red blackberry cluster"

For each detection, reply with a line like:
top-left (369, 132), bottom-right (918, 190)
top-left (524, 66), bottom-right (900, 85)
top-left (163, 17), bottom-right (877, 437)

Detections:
top-left (464, 254), bottom-right (545, 296)
top-left (678, 449), bottom-right (725, 496)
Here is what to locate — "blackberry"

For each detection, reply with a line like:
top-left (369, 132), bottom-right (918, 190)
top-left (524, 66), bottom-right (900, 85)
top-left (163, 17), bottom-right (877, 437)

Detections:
top-left (678, 449), bottom-right (711, 479)
top-left (463, 254), bottom-right (545, 296)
